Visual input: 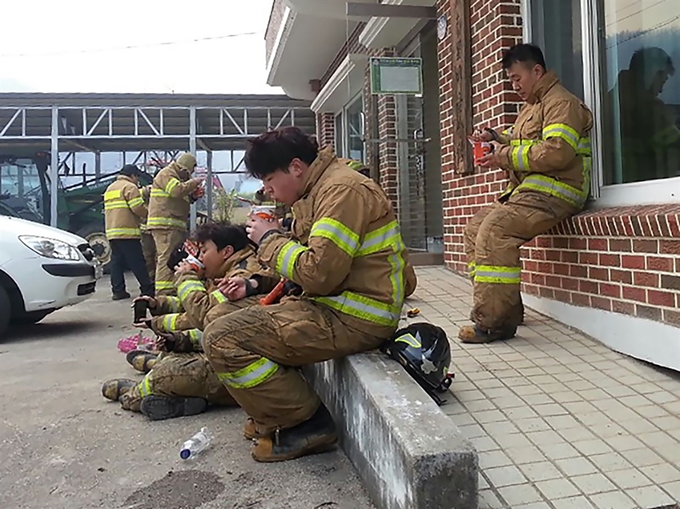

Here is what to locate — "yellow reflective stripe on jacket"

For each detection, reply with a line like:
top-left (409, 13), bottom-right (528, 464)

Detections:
top-left (309, 218), bottom-right (360, 257)
top-left (517, 175), bottom-right (587, 208)
top-left (474, 265), bottom-right (521, 284)
top-left (104, 200), bottom-right (129, 211)
top-left (577, 137), bottom-right (591, 156)
top-left (312, 291), bottom-right (401, 327)
top-left (164, 296), bottom-right (182, 313)
top-left (128, 196), bottom-right (144, 208)
top-left (502, 126), bottom-right (515, 136)
top-left (509, 139), bottom-right (540, 146)
top-left (499, 182), bottom-right (517, 200)
top-left (147, 217), bottom-right (187, 229)
top-left (188, 329), bottom-right (203, 349)
top-left (104, 189), bottom-right (122, 200)
top-left (155, 280), bottom-right (174, 291)
top-left (511, 145), bottom-right (531, 172)
top-left (357, 220), bottom-right (399, 256)
top-left (276, 241), bottom-right (309, 279)
top-left (543, 123), bottom-right (580, 151)
top-left (467, 261), bottom-right (476, 279)
top-left (162, 313), bottom-right (181, 331)
top-left (139, 375), bottom-right (152, 397)
top-left (165, 178), bottom-right (181, 195)
top-left (150, 189), bottom-right (170, 198)
top-left (177, 280), bottom-right (206, 303)
top-left (210, 290), bottom-right (228, 304)
top-left (216, 357), bottom-right (279, 389)
top-left (106, 227), bottom-right (141, 238)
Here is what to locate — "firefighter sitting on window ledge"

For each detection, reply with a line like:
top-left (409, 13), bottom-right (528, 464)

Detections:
top-left (461, 43), bottom-right (593, 344)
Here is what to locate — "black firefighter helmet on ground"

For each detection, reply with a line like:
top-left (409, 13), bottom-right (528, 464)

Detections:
top-left (382, 322), bottom-right (454, 405)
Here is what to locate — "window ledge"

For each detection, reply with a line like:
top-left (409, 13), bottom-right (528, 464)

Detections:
top-left (549, 204), bottom-right (680, 238)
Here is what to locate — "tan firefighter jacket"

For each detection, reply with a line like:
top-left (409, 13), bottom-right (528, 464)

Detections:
top-left (149, 244), bottom-right (278, 341)
top-left (493, 71), bottom-right (594, 209)
top-left (147, 162), bottom-right (200, 231)
top-left (103, 176), bottom-right (148, 240)
top-left (257, 147), bottom-right (412, 339)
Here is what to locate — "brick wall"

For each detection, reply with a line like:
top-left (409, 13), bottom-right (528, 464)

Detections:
top-left (439, 0), bottom-right (524, 270)
top-left (439, 0), bottom-right (680, 328)
top-left (316, 113), bottom-right (335, 150)
top-left (521, 206), bottom-right (680, 327)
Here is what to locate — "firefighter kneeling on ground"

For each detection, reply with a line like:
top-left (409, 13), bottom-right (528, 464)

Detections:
top-left (101, 223), bottom-right (280, 421)
top-left (460, 43), bottom-right (593, 344)
top-left (202, 126), bottom-right (417, 463)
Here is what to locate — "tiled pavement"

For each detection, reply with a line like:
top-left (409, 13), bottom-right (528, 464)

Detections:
top-left (409, 267), bottom-right (680, 509)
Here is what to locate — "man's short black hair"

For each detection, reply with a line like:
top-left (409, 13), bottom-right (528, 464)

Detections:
top-left (193, 222), bottom-right (249, 252)
top-left (244, 126), bottom-right (319, 179)
top-left (502, 43), bottom-right (547, 71)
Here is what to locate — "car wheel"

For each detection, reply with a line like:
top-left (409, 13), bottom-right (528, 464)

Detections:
top-left (0, 285), bottom-right (10, 338)
top-left (11, 310), bottom-right (53, 325)
top-left (77, 226), bottom-right (111, 274)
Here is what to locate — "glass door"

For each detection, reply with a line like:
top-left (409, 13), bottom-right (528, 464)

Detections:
top-left (395, 26), bottom-right (443, 253)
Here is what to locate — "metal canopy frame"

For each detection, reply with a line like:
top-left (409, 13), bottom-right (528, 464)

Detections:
top-left (0, 93), bottom-right (315, 226)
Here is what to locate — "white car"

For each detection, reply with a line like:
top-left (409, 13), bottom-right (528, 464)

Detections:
top-left (0, 216), bottom-right (102, 337)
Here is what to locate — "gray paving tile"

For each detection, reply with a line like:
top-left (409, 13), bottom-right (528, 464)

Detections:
top-left (590, 490), bottom-right (637, 509)
top-left (535, 478), bottom-right (580, 499)
top-left (485, 465), bottom-right (527, 487)
top-left (554, 457), bottom-right (598, 476)
top-left (605, 468), bottom-right (653, 489)
top-left (640, 463), bottom-right (680, 484)
top-left (497, 484), bottom-right (544, 506)
top-left (519, 461), bottom-right (563, 482)
top-left (626, 485), bottom-right (675, 507)
top-left (570, 473), bottom-right (617, 495)
top-left (552, 496), bottom-right (596, 509)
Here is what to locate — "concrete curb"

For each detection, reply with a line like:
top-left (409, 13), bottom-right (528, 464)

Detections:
top-left (303, 351), bottom-right (478, 509)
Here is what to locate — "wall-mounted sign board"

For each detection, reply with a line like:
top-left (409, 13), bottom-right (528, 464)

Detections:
top-left (369, 57), bottom-right (423, 95)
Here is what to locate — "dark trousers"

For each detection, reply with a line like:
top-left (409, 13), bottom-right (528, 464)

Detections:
top-left (110, 239), bottom-right (155, 297)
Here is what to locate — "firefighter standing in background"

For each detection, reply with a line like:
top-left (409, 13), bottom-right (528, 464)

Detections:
top-left (203, 127), bottom-right (413, 462)
top-left (104, 164), bottom-right (155, 300)
top-left (146, 153), bottom-right (203, 296)
top-left (139, 183), bottom-right (157, 282)
top-left (460, 44), bottom-right (593, 344)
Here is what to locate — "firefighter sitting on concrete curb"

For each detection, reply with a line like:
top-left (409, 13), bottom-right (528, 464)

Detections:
top-left (255, 160), bottom-right (418, 297)
top-left (147, 152), bottom-right (204, 296)
top-left (125, 222), bottom-right (279, 373)
top-left (101, 224), bottom-right (280, 421)
top-left (202, 126), bottom-right (414, 463)
top-left (460, 43), bottom-right (593, 344)
top-left (104, 164), bottom-right (155, 301)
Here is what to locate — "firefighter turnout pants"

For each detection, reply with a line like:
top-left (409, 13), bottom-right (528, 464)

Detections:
top-left (141, 231), bottom-right (157, 283)
top-left (203, 298), bottom-right (383, 435)
top-left (120, 352), bottom-right (236, 412)
top-left (464, 192), bottom-right (577, 333)
top-left (150, 229), bottom-right (187, 296)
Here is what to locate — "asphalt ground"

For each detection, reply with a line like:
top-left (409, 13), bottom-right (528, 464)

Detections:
top-left (0, 275), bottom-right (375, 509)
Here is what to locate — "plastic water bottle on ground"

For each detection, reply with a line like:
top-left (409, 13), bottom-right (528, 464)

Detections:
top-left (180, 427), bottom-right (213, 460)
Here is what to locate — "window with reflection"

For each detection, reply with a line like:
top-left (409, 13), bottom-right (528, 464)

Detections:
top-left (600, 0), bottom-right (680, 184)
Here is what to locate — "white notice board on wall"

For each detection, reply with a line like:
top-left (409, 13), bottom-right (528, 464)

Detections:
top-left (370, 57), bottom-right (423, 95)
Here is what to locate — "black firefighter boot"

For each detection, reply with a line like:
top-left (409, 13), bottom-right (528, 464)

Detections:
top-left (251, 403), bottom-right (338, 463)
top-left (140, 395), bottom-right (208, 421)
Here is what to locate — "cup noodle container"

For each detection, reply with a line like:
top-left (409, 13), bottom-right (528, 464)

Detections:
top-left (468, 138), bottom-right (492, 164)
top-left (185, 254), bottom-right (204, 272)
top-left (251, 205), bottom-right (277, 222)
